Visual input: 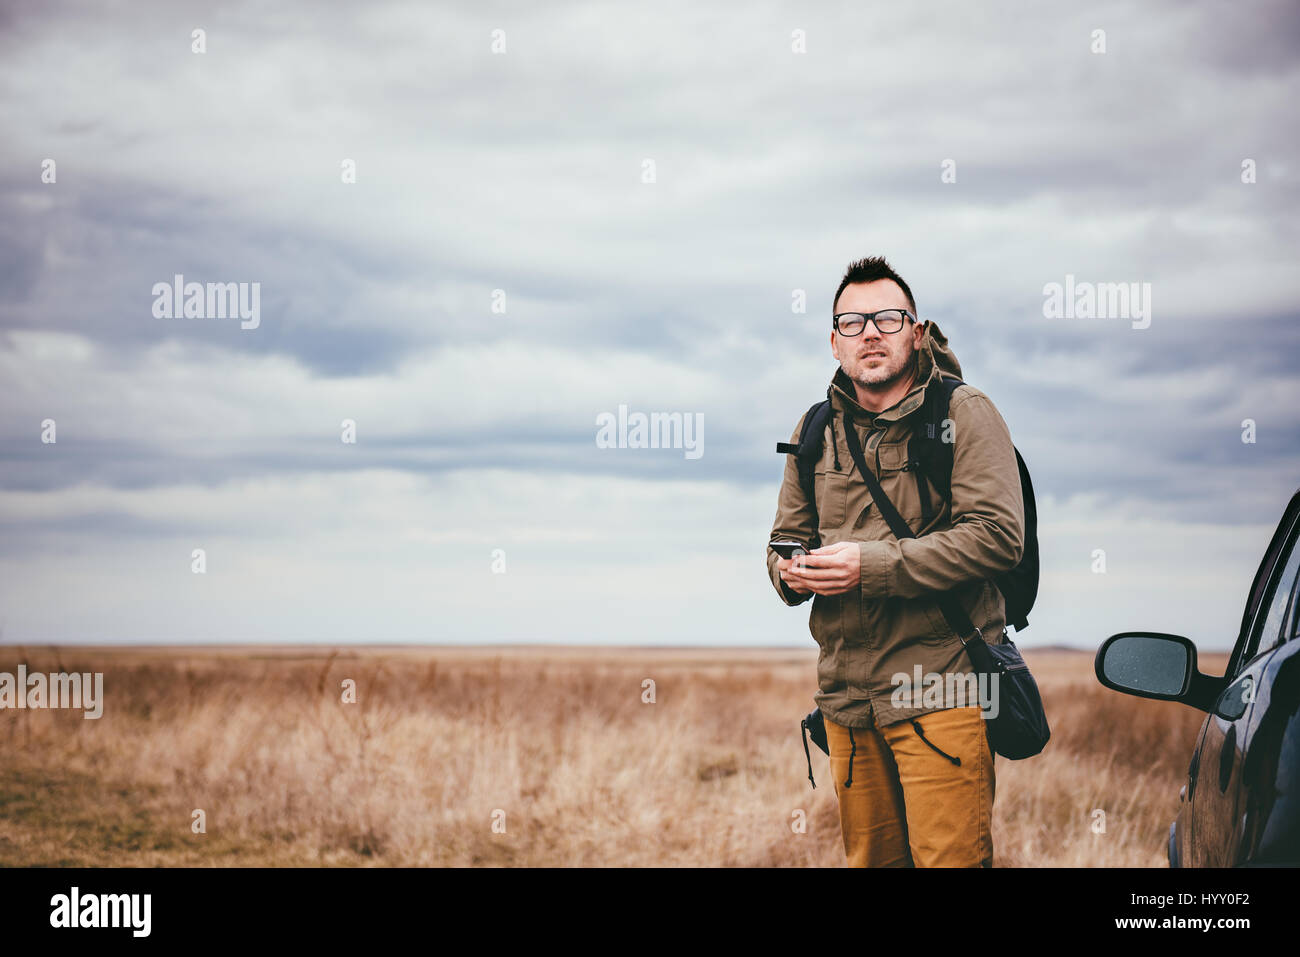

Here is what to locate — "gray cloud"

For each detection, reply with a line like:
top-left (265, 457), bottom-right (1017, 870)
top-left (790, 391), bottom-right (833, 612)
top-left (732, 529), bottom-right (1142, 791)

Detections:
top-left (0, 0), bottom-right (1298, 645)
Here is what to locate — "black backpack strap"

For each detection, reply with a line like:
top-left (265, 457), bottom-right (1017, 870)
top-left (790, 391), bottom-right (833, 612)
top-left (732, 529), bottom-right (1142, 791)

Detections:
top-left (776, 398), bottom-right (832, 525)
top-left (841, 418), bottom-right (982, 646)
top-left (796, 399), bottom-right (833, 455)
top-left (910, 375), bottom-right (963, 526)
top-left (1004, 445), bottom-right (1038, 632)
top-left (775, 398), bottom-right (827, 455)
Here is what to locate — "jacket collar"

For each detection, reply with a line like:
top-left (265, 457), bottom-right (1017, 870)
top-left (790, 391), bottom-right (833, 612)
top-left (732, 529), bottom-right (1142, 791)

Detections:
top-left (828, 318), bottom-right (964, 426)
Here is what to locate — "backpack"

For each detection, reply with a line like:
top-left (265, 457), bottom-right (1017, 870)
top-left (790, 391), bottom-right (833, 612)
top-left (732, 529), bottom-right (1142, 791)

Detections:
top-left (775, 373), bottom-right (1040, 632)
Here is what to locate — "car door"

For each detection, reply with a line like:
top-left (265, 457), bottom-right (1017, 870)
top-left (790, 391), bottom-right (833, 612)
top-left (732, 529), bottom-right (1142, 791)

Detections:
top-left (1188, 497), bottom-right (1300, 866)
top-left (1237, 574), bottom-right (1300, 864)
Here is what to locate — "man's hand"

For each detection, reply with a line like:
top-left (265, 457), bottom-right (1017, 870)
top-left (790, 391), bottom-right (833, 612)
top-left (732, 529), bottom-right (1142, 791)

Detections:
top-left (778, 541), bottom-right (861, 596)
top-left (775, 555), bottom-right (814, 596)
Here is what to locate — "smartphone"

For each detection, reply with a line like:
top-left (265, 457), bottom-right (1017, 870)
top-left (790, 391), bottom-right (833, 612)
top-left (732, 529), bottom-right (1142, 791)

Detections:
top-left (769, 540), bottom-right (809, 560)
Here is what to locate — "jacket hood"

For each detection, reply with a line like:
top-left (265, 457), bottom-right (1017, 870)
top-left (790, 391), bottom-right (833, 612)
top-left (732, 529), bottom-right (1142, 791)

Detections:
top-left (830, 317), bottom-right (964, 424)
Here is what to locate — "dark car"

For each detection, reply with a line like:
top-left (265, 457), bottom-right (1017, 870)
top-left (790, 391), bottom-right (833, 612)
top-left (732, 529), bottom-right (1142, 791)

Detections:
top-left (1095, 487), bottom-right (1300, 867)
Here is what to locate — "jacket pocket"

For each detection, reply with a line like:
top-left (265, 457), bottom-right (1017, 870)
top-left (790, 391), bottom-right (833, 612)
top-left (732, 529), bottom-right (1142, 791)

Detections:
top-left (876, 439), bottom-right (926, 528)
top-left (918, 581), bottom-right (989, 645)
top-left (814, 468), bottom-right (849, 530)
top-left (809, 592), bottom-right (842, 649)
top-left (919, 599), bottom-right (955, 645)
top-left (864, 594), bottom-right (944, 650)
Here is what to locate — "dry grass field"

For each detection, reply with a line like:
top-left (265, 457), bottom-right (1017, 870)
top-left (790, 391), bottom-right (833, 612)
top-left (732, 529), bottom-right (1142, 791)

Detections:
top-left (0, 644), bottom-right (1224, 867)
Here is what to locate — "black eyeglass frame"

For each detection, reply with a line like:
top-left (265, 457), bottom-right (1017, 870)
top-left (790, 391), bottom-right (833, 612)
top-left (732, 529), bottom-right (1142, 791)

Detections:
top-left (832, 308), bottom-right (918, 336)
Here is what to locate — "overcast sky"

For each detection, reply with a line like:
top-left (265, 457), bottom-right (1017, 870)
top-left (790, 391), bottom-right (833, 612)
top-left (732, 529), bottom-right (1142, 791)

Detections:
top-left (1, 0), bottom-right (1297, 650)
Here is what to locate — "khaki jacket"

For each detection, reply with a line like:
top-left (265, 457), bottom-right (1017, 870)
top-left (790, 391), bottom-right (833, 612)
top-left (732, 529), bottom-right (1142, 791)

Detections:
top-left (767, 319), bottom-right (1024, 729)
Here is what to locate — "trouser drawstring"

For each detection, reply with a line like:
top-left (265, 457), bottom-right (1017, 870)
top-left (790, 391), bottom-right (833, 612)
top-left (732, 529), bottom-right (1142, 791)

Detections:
top-left (801, 720), bottom-right (816, 789)
top-left (910, 719), bottom-right (962, 766)
top-left (843, 726), bottom-right (857, 788)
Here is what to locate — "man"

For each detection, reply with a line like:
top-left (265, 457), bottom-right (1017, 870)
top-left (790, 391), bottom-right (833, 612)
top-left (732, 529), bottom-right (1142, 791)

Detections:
top-left (767, 256), bottom-right (1024, 867)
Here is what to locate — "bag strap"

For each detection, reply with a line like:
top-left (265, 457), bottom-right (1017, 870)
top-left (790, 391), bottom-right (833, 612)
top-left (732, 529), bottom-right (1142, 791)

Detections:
top-left (775, 398), bottom-right (833, 547)
top-left (910, 374), bottom-right (964, 525)
top-left (840, 414), bottom-right (986, 651)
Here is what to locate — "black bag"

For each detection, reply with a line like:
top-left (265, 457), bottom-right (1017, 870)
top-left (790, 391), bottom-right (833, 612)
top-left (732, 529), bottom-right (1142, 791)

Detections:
top-left (953, 628), bottom-right (1051, 760)
top-left (776, 373), bottom-right (1039, 632)
top-left (837, 418), bottom-right (1050, 761)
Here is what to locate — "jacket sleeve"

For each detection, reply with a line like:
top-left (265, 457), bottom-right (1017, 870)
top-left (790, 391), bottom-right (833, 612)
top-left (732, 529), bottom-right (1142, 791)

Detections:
top-left (858, 390), bottom-right (1024, 599)
top-left (767, 413), bottom-right (817, 606)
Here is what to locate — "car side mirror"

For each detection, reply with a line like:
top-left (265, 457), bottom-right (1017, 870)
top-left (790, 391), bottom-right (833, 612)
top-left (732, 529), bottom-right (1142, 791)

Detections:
top-left (1096, 632), bottom-right (1196, 699)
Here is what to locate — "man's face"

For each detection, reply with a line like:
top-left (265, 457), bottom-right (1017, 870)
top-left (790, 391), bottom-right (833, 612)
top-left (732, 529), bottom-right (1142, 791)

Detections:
top-left (830, 279), bottom-right (925, 390)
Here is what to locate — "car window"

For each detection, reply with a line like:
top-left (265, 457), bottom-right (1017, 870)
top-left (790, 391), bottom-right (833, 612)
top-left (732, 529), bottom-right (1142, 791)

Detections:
top-left (1284, 565), bottom-right (1300, 645)
top-left (1242, 519), bottom-right (1300, 662)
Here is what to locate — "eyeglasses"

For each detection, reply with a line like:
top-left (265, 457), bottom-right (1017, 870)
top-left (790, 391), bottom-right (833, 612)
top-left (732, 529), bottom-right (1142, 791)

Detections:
top-left (832, 309), bottom-right (915, 336)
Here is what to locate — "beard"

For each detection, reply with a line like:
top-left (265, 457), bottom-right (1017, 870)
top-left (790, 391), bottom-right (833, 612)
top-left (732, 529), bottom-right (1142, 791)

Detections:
top-left (845, 343), bottom-right (917, 389)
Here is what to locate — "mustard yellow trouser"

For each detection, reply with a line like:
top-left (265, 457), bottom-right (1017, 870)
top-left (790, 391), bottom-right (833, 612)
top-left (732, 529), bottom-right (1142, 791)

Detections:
top-left (825, 705), bottom-right (995, 867)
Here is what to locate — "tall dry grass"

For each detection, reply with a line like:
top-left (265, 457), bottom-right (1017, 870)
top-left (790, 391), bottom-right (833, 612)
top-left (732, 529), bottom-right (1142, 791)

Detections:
top-left (0, 645), bottom-right (1217, 866)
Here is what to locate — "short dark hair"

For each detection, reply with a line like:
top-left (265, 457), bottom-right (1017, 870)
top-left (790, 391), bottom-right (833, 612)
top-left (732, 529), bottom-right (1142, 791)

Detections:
top-left (832, 256), bottom-right (917, 316)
